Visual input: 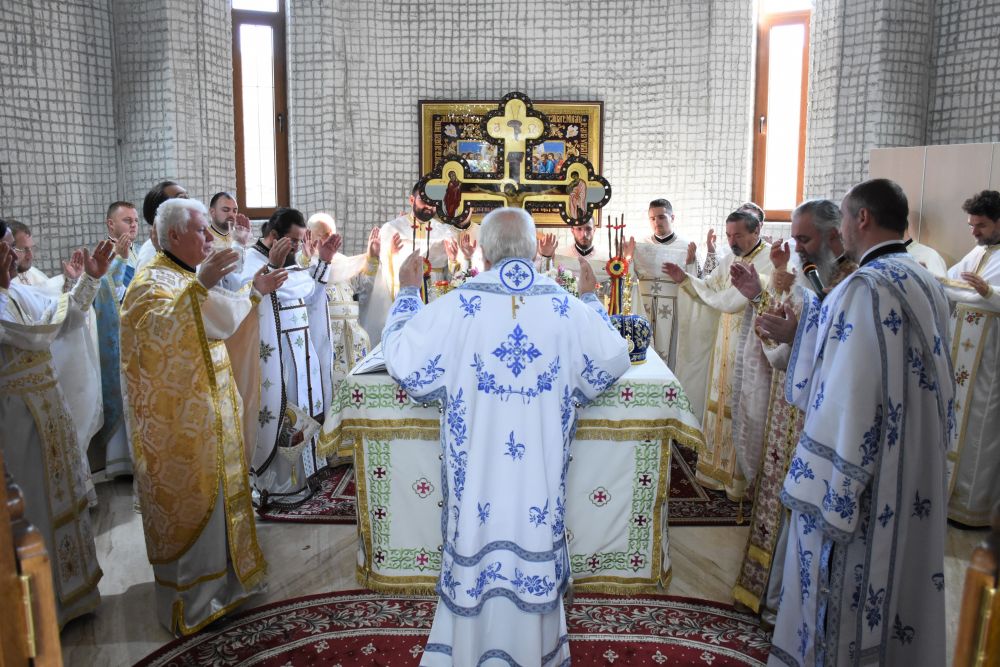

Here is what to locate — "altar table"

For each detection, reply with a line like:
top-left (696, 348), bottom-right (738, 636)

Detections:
top-left (318, 350), bottom-right (704, 595)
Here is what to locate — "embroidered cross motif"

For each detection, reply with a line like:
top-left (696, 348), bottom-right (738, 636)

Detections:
top-left (372, 506), bottom-right (387, 520)
top-left (504, 262), bottom-right (530, 286)
top-left (587, 555), bottom-right (601, 570)
top-left (637, 473), bottom-right (652, 487)
top-left (630, 553), bottom-right (645, 569)
top-left (961, 338), bottom-right (975, 352)
top-left (882, 309), bottom-right (902, 334)
top-left (372, 466), bottom-right (387, 480)
top-left (621, 387), bottom-right (634, 401)
top-left (374, 550), bottom-right (386, 564)
top-left (633, 514), bottom-right (648, 527)
top-left (352, 388), bottom-right (364, 404)
top-left (657, 304), bottom-right (673, 319)
top-left (493, 324), bottom-right (542, 377)
top-left (414, 551), bottom-right (430, 567)
top-left (412, 478), bottom-right (433, 498)
top-left (395, 387), bottom-right (408, 403)
top-left (590, 487), bottom-right (610, 506)
top-left (665, 387), bottom-right (678, 402)
top-left (257, 406), bottom-right (275, 427)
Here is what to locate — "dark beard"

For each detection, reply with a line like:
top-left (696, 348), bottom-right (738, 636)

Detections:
top-left (414, 207), bottom-right (435, 223)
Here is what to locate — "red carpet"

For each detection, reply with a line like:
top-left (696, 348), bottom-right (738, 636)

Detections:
top-left (668, 443), bottom-right (751, 526)
top-left (135, 590), bottom-right (771, 666)
top-left (254, 447), bottom-right (749, 527)
top-left (256, 464), bottom-right (357, 523)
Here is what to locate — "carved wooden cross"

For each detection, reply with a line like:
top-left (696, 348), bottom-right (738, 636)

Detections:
top-left (417, 92), bottom-right (611, 227)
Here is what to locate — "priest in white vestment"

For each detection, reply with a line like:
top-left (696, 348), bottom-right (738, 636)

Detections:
top-left (663, 210), bottom-right (772, 500)
top-left (939, 190), bottom-right (1000, 526)
top-left (770, 179), bottom-right (954, 667)
top-left (243, 208), bottom-right (340, 508)
top-left (135, 180), bottom-right (189, 271)
top-left (362, 184), bottom-right (465, 345)
top-left (121, 199), bottom-right (282, 635)
top-left (383, 208), bottom-right (630, 666)
top-left (90, 201), bottom-right (139, 480)
top-left (633, 198), bottom-right (702, 371)
top-left (0, 222), bottom-right (112, 627)
top-left (304, 213), bottom-right (384, 387)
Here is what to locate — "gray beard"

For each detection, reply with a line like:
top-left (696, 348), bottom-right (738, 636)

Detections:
top-left (813, 243), bottom-right (838, 285)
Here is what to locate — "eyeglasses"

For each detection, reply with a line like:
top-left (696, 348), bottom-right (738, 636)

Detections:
top-left (13, 245), bottom-right (37, 255)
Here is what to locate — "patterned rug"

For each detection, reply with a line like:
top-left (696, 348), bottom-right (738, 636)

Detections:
top-left (255, 448), bottom-right (749, 526)
top-left (668, 443), bottom-right (750, 527)
top-left (135, 590), bottom-right (772, 666)
top-left (256, 464), bottom-right (357, 523)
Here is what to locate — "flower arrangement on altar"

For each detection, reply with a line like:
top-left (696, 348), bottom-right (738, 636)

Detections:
top-left (545, 265), bottom-right (578, 296)
top-left (434, 268), bottom-right (480, 296)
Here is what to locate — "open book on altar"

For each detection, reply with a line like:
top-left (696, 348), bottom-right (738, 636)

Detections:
top-left (351, 343), bottom-right (386, 375)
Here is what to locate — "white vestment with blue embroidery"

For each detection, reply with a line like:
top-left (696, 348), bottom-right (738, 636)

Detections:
top-left (383, 258), bottom-right (630, 667)
top-left (769, 253), bottom-right (956, 666)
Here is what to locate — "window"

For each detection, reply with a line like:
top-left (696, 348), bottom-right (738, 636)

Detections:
top-left (752, 1), bottom-right (811, 222)
top-left (232, 0), bottom-right (289, 219)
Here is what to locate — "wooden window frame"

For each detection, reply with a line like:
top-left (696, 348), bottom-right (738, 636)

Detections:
top-left (232, 0), bottom-right (290, 220)
top-left (751, 9), bottom-right (810, 222)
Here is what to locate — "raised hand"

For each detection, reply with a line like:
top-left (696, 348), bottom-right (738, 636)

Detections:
top-left (961, 272), bottom-right (992, 297)
top-left (84, 239), bottom-right (116, 278)
top-left (399, 251), bottom-right (425, 288)
top-left (253, 265), bottom-right (288, 295)
top-left (367, 226), bottom-right (381, 258)
top-left (730, 262), bottom-right (762, 300)
top-left (443, 238), bottom-right (459, 263)
top-left (706, 228), bottom-right (717, 254)
top-left (578, 258), bottom-right (598, 295)
top-left (234, 213), bottom-right (252, 246)
top-left (623, 236), bottom-right (636, 262)
top-left (62, 249), bottom-right (85, 282)
top-left (199, 248), bottom-right (240, 289)
top-left (0, 244), bottom-right (15, 289)
top-left (755, 302), bottom-right (798, 344)
top-left (686, 241), bottom-right (697, 265)
top-left (390, 232), bottom-right (404, 254)
top-left (318, 233), bottom-right (343, 262)
top-left (114, 233), bottom-right (132, 260)
top-left (661, 261), bottom-right (687, 283)
top-left (268, 237), bottom-right (292, 267)
top-left (459, 232), bottom-right (477, 260)
top-left (301, 229), bottom-right (317, 260)
top-left (538, 233), bottom-right (558, 258)
top-left (770, 239), bottom-right (791, 271)
top-left (772, 268), bottom-right (796, 293)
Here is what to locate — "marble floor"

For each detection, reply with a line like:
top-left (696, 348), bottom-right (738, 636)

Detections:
top-left (61, 478), bottom-right (986, 666)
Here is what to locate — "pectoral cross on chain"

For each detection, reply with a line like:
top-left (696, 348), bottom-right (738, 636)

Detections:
top-left (511, 295), bottom-right (525, 319)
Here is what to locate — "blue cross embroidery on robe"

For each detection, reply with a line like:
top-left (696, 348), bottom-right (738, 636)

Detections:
top-left (500, 259), bottom-right (533, 290)
top-left (459, 294), bottom-right (481, 318)
top-left (882, 308), bottom-right (902, 334)
top-left (493, 324), bottom-right (542, 377)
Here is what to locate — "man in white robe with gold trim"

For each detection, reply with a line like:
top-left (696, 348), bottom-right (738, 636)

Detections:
top-left (121, 199), bottom-right (283, 635)
top-left (362, 184), bottom-right (463, 345)
top-left (769, 179), bottom-right (954, 667)
top-left (384, 208), bottom-right (630, 666)
top-left (243, 207), bottom-right (340, 508)
top-left (0, 221), bottom-right (111, 627)
top-left (663, 210), bottom-right (771, 500)
top-left (940, 189), bottom-right (1000, 527)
